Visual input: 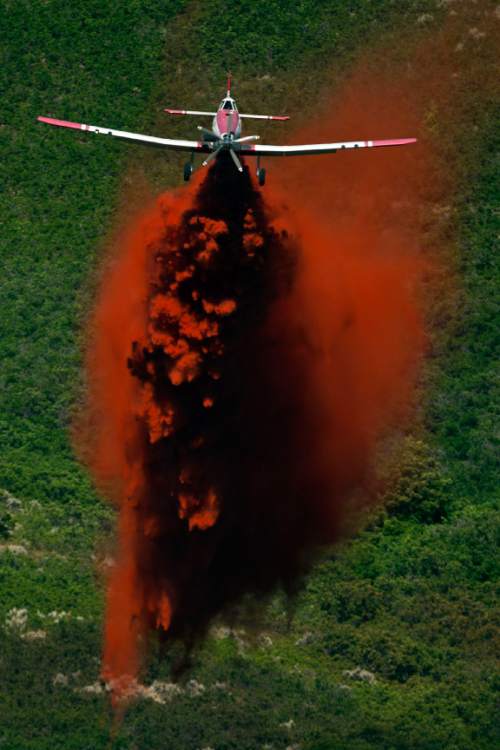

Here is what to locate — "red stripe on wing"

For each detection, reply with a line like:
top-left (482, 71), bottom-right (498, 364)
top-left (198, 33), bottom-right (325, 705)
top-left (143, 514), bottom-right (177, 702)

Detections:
top-left (372, 138), bottom-right (417, 147)
top-left (37, 116), bottom-right (86, 130)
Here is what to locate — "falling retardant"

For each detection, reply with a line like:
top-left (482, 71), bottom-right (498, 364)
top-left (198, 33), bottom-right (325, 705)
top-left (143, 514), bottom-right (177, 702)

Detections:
top-left (78, 100), bottom-right (427, 698)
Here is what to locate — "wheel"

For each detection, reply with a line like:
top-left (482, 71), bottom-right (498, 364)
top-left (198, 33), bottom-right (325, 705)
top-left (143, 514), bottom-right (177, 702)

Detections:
top-left (183, 162), bottom-right (193, 181)
top-left (257, 167), bottom-right (266, 186)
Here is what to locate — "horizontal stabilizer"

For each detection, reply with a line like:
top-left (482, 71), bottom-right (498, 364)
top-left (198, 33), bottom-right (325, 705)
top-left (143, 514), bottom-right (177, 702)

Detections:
top-left (239, 113), bottom-right (290, 121)
top-left (164, 109), bottom-right (216, 116)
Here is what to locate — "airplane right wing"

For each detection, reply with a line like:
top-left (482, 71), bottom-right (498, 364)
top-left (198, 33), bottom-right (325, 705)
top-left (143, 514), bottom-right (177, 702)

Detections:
top-left (37, 116), bottom-right (211, 153)
top-left (238, 138), bottom-right (417, 156)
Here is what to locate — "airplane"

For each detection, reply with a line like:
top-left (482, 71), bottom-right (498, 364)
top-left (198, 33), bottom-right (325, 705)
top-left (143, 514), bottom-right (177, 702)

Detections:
top-left (37, 76), bottom-right (416, 186)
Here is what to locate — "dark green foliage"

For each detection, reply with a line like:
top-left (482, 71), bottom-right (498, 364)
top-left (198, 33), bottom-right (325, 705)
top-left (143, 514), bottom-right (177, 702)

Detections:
top-left (0, 512), bottom-right (13, 539)
top-left (194, 0), bottom-right (439, 74)
top-left (425, 108), bottom-right (500, 500)
top-left (383, 437), bottom-right (453, 523)
top-left (1, 1), bottom-right (498, 749)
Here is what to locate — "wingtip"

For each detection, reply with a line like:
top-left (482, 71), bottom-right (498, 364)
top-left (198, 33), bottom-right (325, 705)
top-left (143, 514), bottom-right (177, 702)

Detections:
top-left (372, 137), bottom-right (418, 148)
top-left (37, 116), bottom-right (84, 130)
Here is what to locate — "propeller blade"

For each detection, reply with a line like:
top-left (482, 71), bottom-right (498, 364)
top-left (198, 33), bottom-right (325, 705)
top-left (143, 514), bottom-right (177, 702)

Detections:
top-left (234, 135), bottom-right (260, 143)
top-left (202, 144), bottom-right (223, 167)
top-left (197, 125), bottom-right (220, 142)
top-left (229, 147), bottom-right (243, 173)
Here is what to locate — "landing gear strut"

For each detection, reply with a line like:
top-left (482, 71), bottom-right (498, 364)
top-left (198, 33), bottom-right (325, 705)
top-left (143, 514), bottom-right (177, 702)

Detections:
top-left (256, 157), bottom-right (266, 186)
top-left (183, 152), bottom-right (195, 181)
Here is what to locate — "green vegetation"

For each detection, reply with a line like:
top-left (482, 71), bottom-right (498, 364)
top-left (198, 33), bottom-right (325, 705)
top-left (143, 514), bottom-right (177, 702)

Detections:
top-left (1, 1), bottom-right (498, 748)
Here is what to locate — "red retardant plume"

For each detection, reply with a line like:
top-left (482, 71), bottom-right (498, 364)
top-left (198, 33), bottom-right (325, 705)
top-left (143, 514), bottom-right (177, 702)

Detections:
top-left (78, 72), bottom-right (430, 699)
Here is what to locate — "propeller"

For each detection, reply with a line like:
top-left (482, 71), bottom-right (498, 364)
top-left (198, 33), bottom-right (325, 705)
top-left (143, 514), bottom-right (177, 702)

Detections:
top-left (229, 148), bottom-right (243, 172)
top-left (197, 125), bottom-right (220, 142)
top-left (197, 126), bottom-right (257, 172)
top-left (234, 135), bottom-right (260, 143)
top-left (202, 144), bottom-right (224, 167)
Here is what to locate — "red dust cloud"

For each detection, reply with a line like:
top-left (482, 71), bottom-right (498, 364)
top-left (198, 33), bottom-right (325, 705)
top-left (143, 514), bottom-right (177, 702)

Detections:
top-left (77, 61), bottom-right (443, 697)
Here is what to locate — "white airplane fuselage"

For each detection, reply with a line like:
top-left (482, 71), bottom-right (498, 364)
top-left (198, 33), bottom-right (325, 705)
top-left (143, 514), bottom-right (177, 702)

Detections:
top-left (212, 98), bottom-right (242, 140)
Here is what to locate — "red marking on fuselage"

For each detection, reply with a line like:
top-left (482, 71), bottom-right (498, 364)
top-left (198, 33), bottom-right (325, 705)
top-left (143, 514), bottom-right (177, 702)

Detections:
top-left (216, 110), bottom-right (240, 136)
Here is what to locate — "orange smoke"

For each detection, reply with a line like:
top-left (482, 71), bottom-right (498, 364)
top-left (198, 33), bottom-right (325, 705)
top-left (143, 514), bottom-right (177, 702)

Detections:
top-left (265, 73), bottom-right (429, 492)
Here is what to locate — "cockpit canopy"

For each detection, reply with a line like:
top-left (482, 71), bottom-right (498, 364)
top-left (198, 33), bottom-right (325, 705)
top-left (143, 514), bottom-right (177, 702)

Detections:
top-left (220, 98), bottom-right (237, 111)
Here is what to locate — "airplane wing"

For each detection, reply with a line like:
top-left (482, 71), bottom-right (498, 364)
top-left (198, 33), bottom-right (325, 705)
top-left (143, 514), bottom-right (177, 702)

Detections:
top-left (37, 116), bottom-right (210, 153)
top-left (238, 138), bottom-right (417, 156)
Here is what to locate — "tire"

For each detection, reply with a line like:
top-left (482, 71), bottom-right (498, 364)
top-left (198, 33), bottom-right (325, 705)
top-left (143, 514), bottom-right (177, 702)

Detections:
top-left (257, 167), bottom-right (266, 186)
top-left (183, 162), bottom-right (193, 182)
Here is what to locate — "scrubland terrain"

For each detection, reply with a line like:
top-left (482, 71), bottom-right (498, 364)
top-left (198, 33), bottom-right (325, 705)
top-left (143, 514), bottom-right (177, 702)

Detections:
top-left (1, 2), bottom-right (498, 748)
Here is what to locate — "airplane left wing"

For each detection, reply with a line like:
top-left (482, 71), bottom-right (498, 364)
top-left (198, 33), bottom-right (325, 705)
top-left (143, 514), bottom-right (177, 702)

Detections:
top-left (37, 116), bottom-right (209, 153)
top-left (238, 138), bottom-right (417, 156)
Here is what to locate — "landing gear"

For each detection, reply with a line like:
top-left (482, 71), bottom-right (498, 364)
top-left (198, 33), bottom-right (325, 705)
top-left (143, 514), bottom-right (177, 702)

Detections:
top-left (184, 152), bottom-right (195, 181)
top-left (256, 158), bottom-right (266, 186)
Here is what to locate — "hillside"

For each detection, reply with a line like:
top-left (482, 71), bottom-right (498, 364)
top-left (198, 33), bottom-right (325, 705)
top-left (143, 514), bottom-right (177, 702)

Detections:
top-left (1, 2), bottom-right (498, 749)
